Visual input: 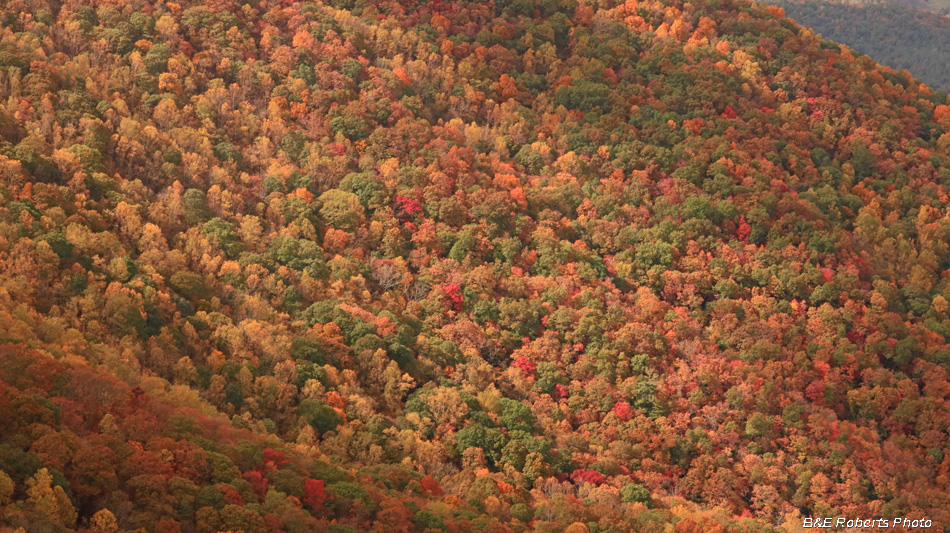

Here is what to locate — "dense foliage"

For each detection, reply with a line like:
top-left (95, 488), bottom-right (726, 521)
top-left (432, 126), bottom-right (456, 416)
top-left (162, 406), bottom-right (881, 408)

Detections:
top-left (774, 0), bottom-right (950, 91)
top-left (1, 0), bottom-right (950, 530)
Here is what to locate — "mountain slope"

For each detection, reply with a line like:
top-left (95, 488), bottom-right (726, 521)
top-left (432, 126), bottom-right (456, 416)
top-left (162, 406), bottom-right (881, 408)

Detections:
top-left (1, 0), bottom-right (950, 531)
top-left (772, 0), bottom-right (950, 91)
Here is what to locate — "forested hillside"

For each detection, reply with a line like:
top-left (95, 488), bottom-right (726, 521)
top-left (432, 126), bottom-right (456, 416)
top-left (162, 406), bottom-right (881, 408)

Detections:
top-left (774, 0), bottom-right (950, 91)
top-left (2, 0), bottom-right (950, 531)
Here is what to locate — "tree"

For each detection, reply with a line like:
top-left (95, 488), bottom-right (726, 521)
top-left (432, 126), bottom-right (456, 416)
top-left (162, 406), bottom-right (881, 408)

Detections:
top-left (183, 189), bottom-right (212, 226)
top-left (26, 468), bottom-right (77, 528)
top-left (0, 470), bottom-right (13, 507)
top-left (318, 189), bottom-right (364, 231)
top-left (299, 399), bottom-right (343, 434)
top-left (302, 478), bottom-right (327, 512)
top-left (89, 509), bottom-right (119, 533)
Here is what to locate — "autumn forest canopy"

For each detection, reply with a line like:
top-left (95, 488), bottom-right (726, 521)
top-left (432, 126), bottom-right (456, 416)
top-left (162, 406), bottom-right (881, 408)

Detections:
top-left (1, 0), bottom-right (950, 531)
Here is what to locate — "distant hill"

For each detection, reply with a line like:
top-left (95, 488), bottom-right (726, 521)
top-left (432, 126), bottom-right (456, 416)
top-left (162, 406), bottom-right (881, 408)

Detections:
top-left (774, 0), bottom-right (950, 91)
top-left (890, 0), bottom-right (950, 16)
